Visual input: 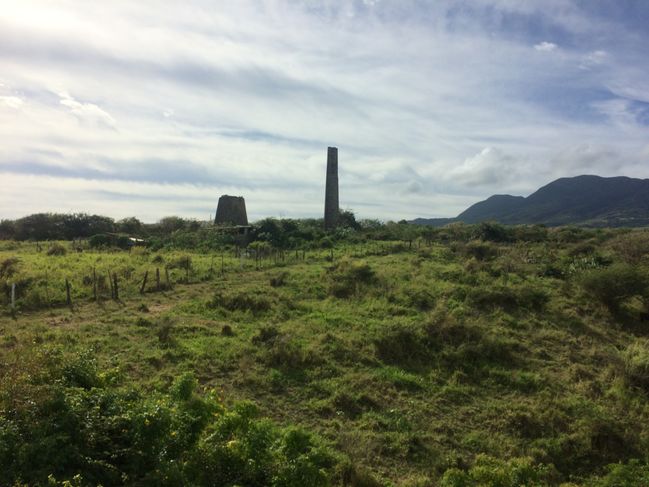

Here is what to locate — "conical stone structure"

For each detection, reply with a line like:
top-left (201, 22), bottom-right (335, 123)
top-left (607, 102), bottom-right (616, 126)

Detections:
top-left (214, 195), bottom-right (248, 226)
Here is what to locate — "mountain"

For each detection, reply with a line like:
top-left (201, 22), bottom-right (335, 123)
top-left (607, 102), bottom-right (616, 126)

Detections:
top-left (456, 194), bottom-right (526, 223)
top-left (414, 175), bottom-right (649, 227)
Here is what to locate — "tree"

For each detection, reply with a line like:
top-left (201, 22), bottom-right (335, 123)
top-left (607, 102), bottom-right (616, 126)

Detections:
top-left (117, 217), bottom-right (144, 235)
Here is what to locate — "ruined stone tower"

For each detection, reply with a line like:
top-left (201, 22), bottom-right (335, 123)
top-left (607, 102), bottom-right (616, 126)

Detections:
top-left (214, 195), bottom-right (248, 226)
top-left (324, 147), bottom-right (339, 230)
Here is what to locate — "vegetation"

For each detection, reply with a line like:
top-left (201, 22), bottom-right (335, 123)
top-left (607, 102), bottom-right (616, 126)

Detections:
top-left (2, 219), bottom-right (649, 485)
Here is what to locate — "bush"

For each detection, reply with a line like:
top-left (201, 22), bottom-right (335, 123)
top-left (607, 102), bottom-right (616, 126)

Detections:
top-left (424, 313), bottom-right (482, 348)
top-left (467, 283), bottom-right (548, 311)
top-left (157, 317), bottom-right (176, 347)
top-left (374, 324), bottom-right (427, 366)
top-left (0, 348), bottom-right (335, 487)
top-left (591, 459), bottom-right (649, 486)
top-left (578, 264), bottom-right (648, 313)
top-left (0, 257), bottom-right (19, 278)
top-left (328, 259), bottom-right (376, 298)
top-left (609, 231), bottom-right (649, 265)
top-left (405, 287), bottom-right (436, 311)
top-left (462, 241), bottom-right (498, 261)
top-left (168, 255), bottom-right (192, 270)
top-left (440, 454), bottom-right (555, 486)
top-left (264, 335), bottom-right (311, 370)
top-left (473, 222), bottom-right (514, 243)
top-left (623, 339), bottom-right (649, 392)
top-left (210, 289), bottom-right (273, 314)
top-left (252, 325), bottom-right (281, 345)
top-left (270, 271), bottom-right (289, 287)
top-left (46, 243), bottom-right (67, 256)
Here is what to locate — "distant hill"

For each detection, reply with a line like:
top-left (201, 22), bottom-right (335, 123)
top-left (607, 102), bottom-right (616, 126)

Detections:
top-left (413, 175), bottom-right (649, 227)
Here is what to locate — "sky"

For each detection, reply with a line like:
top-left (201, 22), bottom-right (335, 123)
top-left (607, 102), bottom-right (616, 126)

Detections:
top-left (1, 0), bottom-right (648, 222)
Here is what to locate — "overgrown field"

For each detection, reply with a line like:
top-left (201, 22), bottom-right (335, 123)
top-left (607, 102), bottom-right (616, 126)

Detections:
top-left (2, 226), bottom-right (649, 486)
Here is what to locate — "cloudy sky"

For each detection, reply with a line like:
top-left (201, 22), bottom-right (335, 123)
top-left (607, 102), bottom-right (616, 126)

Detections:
top-left (1, 0), bottom-right (648, 222)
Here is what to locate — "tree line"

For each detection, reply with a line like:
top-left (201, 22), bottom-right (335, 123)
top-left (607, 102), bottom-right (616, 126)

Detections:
top-left (0, 213), bottom-right (204, 241)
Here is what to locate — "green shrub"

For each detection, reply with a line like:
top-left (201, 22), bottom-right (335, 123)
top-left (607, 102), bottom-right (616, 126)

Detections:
top-left (170, 371), bottom-right (198, 401)
top-left (424, 315), bottom-right (482, 348)
top-left (578, 263), bottom-right (648, 313)
top-left (264, 335), bottom-right (311, 370)
top-left (168, 255), bottom-right (192, 270)
top-left (157, 316), bottom-right (176, 347)
top-left (609, 231), bottom-right (649, 265)
top-left (46, 243), bottom-right (67, 256)
top-left (210, 289), bottom-right (273, 314)
top-left (332, 391), bottom-right (379, 419)
top-left (467, 283), bottom-right (548, 311)
top-left (328, 259), bottom-right (376, 298)
top-left (443, 335), bottom-right (516, 372)
top-left (463, 241), bottom-right (498, 261)
top-left (440, 454), bottom-right (555, 486)
top-left (473, 222), bottom-right (514, 243)
top-left (135, 316), bottom-right (152, 327)
top-left (622, 339), bottom-right (649, 392)
top-left (88, 233), bottom-right (111, 248)
top-left (270, 271), bottom-right (289, 287)
top-left (252, 325), bottom-right (281, 345)
top-left (320, 237), bottom-right (334, 249)
top-left (0, 257), bottom-right (19, 278)
top-left (591, 459), bottom-right (649, 486)
top-left (252, 328), bottom-right (311, 370)
top-left (374, 324), bottom-right (427, 366)
top-left (0, 348), bottom-right (335, 487)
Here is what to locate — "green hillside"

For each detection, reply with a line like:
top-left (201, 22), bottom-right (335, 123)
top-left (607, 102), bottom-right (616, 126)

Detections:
top-left (2, 225), bottom-right (649, 485)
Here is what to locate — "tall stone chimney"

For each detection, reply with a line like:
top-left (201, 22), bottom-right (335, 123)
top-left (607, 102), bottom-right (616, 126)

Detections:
top-left (324, 147), bottom-right (339, 230)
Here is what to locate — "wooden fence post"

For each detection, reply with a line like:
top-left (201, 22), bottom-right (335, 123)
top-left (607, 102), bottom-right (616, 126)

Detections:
top-left (65, 278), bottom-right (72, 310)
top-left (140, 270), bottom-right (149, 295)
top-left (113, 273), bottom-right (119, 301)
top-left (44, 271), bottom-right (50, 307)
top-left (11, 282), bottom-right (16, 312)
top-left (165, 267), bottom-right (172, 290)
top-left (93, 267), bottom-right (98, 302)
top-left (108, 272), bottom-right (114, 299)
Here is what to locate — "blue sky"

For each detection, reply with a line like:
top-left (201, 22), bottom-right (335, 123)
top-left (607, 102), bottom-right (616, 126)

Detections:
top-left (1, 0), bottom-right (648, 221)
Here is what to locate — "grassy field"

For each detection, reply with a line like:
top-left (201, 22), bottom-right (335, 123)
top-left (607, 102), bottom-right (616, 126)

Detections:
top-left (2, 228), bottom-right (649, 485)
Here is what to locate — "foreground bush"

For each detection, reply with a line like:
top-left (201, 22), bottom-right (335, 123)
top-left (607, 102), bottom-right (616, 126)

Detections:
top-left (440, 455), bottom-right (649, 486)
top-left (578, 264), bottom-right (648, 314)
top-left (440, 454), bottom-right (555, 486)
top-left (623, 339), bottom-right (649, 392)
top-left (328, 258), bottom-right (376, 298)
top-left (0, 348), bottom-right (335, 486)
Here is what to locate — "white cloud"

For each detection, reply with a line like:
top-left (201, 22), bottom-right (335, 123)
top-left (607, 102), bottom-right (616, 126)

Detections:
top-left (447, 147), bottom-right (518, 187)
top-left (58, 92), bottom-right (116, 128)
top-left (591, 98), bottom-right (636, 127)
top-left (534, 41), bottom-right (557, 52)
top-left (579, 50), bottom-right (608, 69)
top-left (0, 95), bottom-right (23, 109)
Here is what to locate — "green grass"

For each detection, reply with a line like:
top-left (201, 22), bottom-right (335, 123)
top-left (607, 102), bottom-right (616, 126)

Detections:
top-left (2, 230), bottom-right (649, 485)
